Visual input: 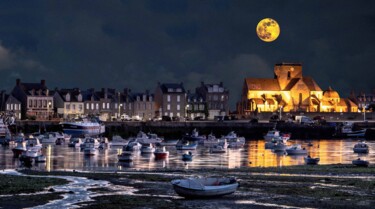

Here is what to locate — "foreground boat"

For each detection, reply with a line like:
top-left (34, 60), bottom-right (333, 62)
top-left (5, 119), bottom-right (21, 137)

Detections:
top-left (286, 144), bottom-right (307, 155)
top-left (352, 158), bottom-right (369, 167)
top-left (171, 177), bottom-right (239, 198)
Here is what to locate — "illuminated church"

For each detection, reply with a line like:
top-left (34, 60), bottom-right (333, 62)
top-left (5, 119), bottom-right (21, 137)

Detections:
top-left (239, 63), bottom-right (358, 115)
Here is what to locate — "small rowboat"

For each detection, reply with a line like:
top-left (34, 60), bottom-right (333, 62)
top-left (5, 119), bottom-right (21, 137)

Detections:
top-left (171, 177), bottom-right (239, 198)
top-left (352, 158), bottom-right (369, 167)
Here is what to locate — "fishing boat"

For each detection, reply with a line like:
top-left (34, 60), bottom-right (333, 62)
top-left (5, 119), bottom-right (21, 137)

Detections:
top-left (60, 117), bottom-right (105, 137)
top-left (134, 131), bottom-right (163, 145)
top-left (171, 177), bottom-right (239, 198)
top-left (264, 129), bottom-right (281, 141)
top-left (80, 137), bottom-right (100, 149)
top-left (25, 136), bottom-right (42, 149)
top-left (353, 141), bottom-right (369, 153)
top-left (339, 122), bottom-right (366, 138)
top-left (304, 156), bottom-right (320, 165)
top-left (352, 158), bottom-right (369, 167)
top-left (122, 140), bottom-right (142, 151)
top-left (157, 139), bottom-right (179, 146)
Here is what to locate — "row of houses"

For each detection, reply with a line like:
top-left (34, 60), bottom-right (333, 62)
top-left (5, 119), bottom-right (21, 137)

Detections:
top-left (0, 79), bottom-right (229, 121)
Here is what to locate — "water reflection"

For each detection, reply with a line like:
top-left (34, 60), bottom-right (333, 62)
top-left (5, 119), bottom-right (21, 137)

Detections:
top-left (0, 139), bottom-right (374, 171)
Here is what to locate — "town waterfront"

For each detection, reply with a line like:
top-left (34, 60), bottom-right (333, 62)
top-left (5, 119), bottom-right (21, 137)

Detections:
top-left (1, 138), bottom-right (374, 172)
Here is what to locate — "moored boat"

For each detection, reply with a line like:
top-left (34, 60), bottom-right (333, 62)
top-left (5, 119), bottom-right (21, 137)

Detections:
top-left (183, 129), bottom-right (206, 142)
top-left (353, 141), bottom-right (369, 153)
top-left (352, 158), bottom-right (369, 167)
top-left (176, 141), bottom-right (198, 150)
top-left (60, 117), bottom-right (105, 137)
top-left (68, 138), bottom-right (83, 148)
top-left (304, 155), bottom-right (320, 165)
top-left (171, 177), bottom-right (239, 198)
top-left (141, 143), bottom-right (155, 154)
top-left (118, 151), bottom-right (134, 162)
top-left (154, 146), bottom-right (169, 159)
top-left (12, 141), bottom-right (27, 157)
top-left (285, 144), bottom-right (307, 155)
top-left (182, 152), bottom-right (193, 161)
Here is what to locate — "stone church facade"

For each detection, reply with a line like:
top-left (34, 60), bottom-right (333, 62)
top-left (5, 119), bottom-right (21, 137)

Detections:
top-left (239, 63), bottom-right (358, 116)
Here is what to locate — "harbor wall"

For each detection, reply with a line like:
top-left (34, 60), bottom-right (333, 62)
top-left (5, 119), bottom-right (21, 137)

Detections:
top-left (10, 120), bottom-right (342, 140)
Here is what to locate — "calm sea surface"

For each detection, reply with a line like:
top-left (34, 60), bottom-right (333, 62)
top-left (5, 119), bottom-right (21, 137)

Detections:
top-left (1, 139), bottom-right (374, 172)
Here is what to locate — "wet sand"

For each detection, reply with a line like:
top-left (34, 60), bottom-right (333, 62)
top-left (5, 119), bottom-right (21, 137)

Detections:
top-left (1, 164), bottom-right (375, 209)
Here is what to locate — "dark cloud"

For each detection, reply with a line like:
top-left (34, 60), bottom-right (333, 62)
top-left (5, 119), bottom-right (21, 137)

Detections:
top-left (0, 0), bottom-right (374, 109)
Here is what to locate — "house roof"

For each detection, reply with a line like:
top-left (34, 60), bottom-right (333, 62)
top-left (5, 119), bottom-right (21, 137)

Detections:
top-left (18, 82), bottom-right (50, 96)
top-left (303, 77), bottom-right (322, 91)
top-left (245, 78), bottom-right (280, 91)
top-left (160, 83), bottom-right (185, 94)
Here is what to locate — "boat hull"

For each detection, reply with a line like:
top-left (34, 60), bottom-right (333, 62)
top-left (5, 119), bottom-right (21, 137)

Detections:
top-left (172, 182), bottom-right (239, 198)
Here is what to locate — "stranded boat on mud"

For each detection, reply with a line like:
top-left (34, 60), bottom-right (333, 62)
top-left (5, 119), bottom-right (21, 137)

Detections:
top-left (171, 177), bottom-right (239, 198)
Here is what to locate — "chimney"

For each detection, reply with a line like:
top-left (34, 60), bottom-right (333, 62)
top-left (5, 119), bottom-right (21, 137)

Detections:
top-left (220, 81), bottom-right (223, 86)
top-left (16, 79), bottom-right (21, 86)
top-left (41, 79), bottom-right (45, 86)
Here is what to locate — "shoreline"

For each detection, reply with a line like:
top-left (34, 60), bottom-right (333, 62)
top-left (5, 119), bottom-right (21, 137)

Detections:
top-left (2, 164), bottom-right (375, 208)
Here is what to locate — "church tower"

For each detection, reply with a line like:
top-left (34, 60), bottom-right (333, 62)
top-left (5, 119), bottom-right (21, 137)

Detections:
top-left (274, 63), bottom-right (303, 90)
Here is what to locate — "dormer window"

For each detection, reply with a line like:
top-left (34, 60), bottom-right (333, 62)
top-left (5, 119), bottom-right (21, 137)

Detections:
top-left (176, 88), bottom-right (182, 92)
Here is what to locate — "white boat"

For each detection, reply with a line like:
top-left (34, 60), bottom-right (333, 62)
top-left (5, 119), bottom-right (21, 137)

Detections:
top-left (176, 141), bottom-right (198, 150)
top-left (68, 138), bottom-right (83, 148)
top-left (141, 143), bottom-right (155, 154)
top-left (60, 117), bottom-right (105, 137)
top-left (157, 139), bottom-right (179, 146)
top-left (118, 151), bottom-right (134, 162)
top-left (110, 135), bottom-right (128, 147)
top-left (12, 141), bottom-right (27, 157)
top-left (99, 137), bottom-right (110, 149)
top-left (210, 144), bottom-right (226, 153)
top-left (304, 156), bottom-right (320, 165)
top-left (285, 144), bottom-right (307, 155)
top-left (171, 177), bottom-right (239, 198)
top-left (264, 129), bottom-right (281, 141)
top-left (25, 136), bottom-right (42, 149)
top-left (80, 137), bottom-right (100, 149)
top-left (22, 146), bottom-right (43, 158)
top-left (122, 140), bottom-right (142, 151)
top-left (353, 141), bottom-right (369, 153)
top-left (201, 133), bottom-right (220, 146)
top-left (134, 131), bottom-right (163, 145)
top-left (352, 158), bottom-right (369, 167)
top-left (35, 155), bottom-right (47, 163)
top-left (273, 141), bottom-right (287, 153)
top-left (83, 144), bottom-right (97, 155)
top-left (183, 129), bottom-right (206, 142)
top-left (222, 131), bottom-right (245, 148)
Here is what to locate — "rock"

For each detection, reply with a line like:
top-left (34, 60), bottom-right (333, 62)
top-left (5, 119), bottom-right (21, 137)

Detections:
top-left (68, 191), bottom-right (75, 194)
top-left (48, 188), bottom-right (55, 192)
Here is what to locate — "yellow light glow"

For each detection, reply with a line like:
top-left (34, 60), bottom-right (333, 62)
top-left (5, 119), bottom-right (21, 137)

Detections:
top-left (256, 18), bottom-right (280, 42)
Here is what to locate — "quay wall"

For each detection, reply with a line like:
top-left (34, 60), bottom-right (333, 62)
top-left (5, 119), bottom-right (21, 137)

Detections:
top-left (11, 120), bottom-right (349, 140)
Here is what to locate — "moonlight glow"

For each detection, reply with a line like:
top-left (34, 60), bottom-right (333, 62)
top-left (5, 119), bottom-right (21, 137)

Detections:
top-left (256, 18), bottom-right (280, 42)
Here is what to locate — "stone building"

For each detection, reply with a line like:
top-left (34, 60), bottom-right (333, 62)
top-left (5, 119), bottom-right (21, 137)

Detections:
top-left (186, 91), bottom-right (206, 120)
top-left (131, 91), bottom-right (155, 121)
top-left (196, 82), bottom-right (229, 119)
top-left (154, 83), bottom-right (186, 119)
top-left (11, 79), bottom-right (53, 120)
top-left (53, 88), bottom-right (84, 119)
top-left (239, 63), bottom-right (358, 116)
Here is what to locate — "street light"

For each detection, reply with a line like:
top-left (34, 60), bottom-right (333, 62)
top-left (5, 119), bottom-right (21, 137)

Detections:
top-left (279, 105), bottom-right (283, 120)
top-left (48, 101), bottom-right (52, 120)
top-left (118, 104), bottom-right (123, 118)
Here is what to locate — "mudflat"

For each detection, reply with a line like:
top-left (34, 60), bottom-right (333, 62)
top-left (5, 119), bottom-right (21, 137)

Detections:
top-left (1, 164), bottom-right (374, 209)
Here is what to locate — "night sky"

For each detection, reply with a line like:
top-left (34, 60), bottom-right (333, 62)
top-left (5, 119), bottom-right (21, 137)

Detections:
top-left (0, 0), bottom-right (374, 109)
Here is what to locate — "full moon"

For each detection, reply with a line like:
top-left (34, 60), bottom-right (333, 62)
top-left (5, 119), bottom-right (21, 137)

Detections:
top-left (256, 18), bottom-right (280, 42)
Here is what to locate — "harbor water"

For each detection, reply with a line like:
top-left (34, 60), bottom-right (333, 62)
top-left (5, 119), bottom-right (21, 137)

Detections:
top-left (0, 139), bottom-right (374, 171)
